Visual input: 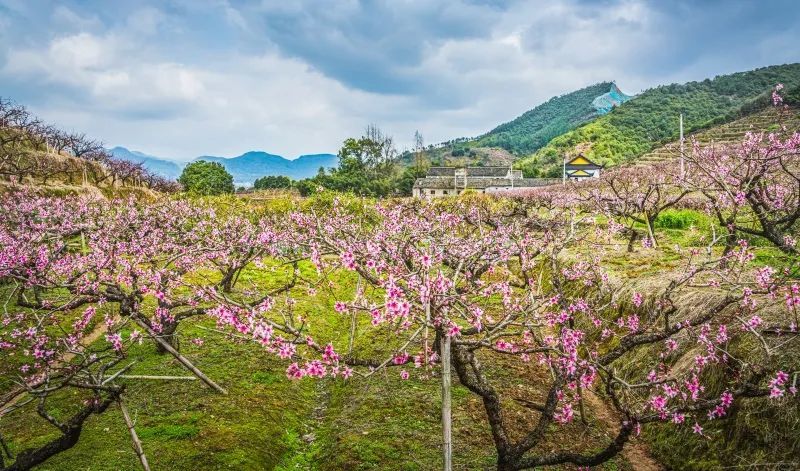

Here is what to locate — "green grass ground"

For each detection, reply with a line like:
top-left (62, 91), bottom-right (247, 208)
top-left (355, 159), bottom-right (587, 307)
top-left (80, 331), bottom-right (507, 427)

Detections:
top-left (1, 260), bottom-right (635, 470)
top-left (1, 319), bottom-right (635, 470)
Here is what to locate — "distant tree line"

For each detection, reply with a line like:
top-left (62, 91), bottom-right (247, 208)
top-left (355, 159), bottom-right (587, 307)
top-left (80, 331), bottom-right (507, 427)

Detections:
top-left (253, 175), bottom-right (292, 190)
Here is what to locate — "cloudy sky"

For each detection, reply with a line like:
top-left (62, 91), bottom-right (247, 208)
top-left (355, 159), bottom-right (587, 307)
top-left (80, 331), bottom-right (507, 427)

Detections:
top-left (1, 0), bottom-right (798, 161)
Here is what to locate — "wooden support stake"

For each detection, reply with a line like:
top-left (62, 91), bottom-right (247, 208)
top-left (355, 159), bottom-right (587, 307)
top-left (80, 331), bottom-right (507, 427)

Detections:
top-left (441, 334), bottom-right (452, 471)
top-left (102, 361), bottom-right (137, 386)
top-left (118, 398), bottom-right (151, 471)
top-left (119, 375), bottom-right (198, 381)
top-left (644, 211), bottom-right (658, 248)
top-left (133, 317), bottom-right (227, 395)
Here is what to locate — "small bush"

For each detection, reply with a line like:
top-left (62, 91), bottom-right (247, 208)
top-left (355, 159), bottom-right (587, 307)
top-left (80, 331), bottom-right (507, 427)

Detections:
top-left (655, 209), bottom-right (702, 229)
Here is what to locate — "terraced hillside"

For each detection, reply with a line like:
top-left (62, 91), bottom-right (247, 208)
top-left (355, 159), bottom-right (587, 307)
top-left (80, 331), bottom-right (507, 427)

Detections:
top-left (634, 105), bottom-right (800, 167)
top-left (1, 97), bottom-right (177, 197)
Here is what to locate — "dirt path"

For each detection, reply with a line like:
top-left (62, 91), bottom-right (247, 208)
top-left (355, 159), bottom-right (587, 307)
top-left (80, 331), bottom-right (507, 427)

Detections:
top-left (303, 377), bottom-right (331, 446)
top-left (582, 390), bottom-right (664, 471)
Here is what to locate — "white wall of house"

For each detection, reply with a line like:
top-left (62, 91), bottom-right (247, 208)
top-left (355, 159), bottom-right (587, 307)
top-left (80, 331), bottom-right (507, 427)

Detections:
top-left (413, 188), bottom-right (479, 198)
top-left (485, 186), bottom-right (511, 193)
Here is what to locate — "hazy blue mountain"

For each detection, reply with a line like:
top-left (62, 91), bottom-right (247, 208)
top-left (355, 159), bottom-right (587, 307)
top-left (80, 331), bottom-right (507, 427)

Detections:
top-left (193, 151), bottom-right (337, 185)
top-left (109, 147), bottom-right (183, 179)
top-left (110, 148), bottom-right (338, 185)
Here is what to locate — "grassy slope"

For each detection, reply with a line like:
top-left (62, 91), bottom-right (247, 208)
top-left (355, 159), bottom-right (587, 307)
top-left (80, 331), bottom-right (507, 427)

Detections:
top-left (0, 126), bottom-right (161, 200)
top-left (518, 63), bottom-right (800, 176)
top-left (596, 208), bottom-right (800, 471)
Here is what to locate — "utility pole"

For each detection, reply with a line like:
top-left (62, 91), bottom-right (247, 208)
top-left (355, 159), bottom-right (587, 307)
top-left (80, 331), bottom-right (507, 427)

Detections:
top-left (562, 156), bottom-right (567, 185)
top-left (679, 113), bottom-right (685, 180)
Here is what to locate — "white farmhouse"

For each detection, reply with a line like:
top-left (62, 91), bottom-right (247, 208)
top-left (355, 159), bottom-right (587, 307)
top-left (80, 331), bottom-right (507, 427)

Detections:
top-left (412, 166), bottom-right (558, 198)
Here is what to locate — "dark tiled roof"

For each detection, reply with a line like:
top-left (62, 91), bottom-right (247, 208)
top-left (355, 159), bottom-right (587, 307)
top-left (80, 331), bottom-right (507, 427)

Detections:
top-left (426, 167), bottom-right (456, 176)
top-left (466, 167), bottom-right (509, 177)
top-left (414, 177), bottom-right (455, 188)
top-left (425, 166), bottom-right (511, 177)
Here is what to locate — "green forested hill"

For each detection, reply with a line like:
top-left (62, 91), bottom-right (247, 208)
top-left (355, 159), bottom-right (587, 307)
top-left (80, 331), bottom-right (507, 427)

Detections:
top-left (518, 62), bottom-right (800, 176)
top-left (474, 81), bottom-right (629, 154)
top-left (405, 81), bottom-right (628, 168)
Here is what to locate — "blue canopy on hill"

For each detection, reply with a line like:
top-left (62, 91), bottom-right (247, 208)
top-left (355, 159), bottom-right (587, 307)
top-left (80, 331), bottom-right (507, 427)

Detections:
top-left (592, 83), bottom-right (632, 114)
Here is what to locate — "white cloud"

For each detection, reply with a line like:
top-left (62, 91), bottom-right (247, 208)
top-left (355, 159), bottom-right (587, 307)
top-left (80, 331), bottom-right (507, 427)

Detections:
top-left (49, 32), bottom-right (114, 69)
top-left (2, 29), bottom-right (412, 159)
top-left (4, 32), bottom-right (207, 114)
top-left (1, 0), bottom-right (798, 162)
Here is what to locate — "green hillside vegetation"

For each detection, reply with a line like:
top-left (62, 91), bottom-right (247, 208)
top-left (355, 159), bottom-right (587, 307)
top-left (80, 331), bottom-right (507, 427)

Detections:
top-left (475, 81), bottom-right (623, 154)
top-left (785, 83), bottom-right (800, 105)
top-left (518, 62), bottom-right (800, 176)
top-left (402, 82), bottom-right (625, 169)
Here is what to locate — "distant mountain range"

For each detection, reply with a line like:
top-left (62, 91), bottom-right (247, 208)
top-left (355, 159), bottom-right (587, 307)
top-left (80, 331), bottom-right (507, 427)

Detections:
top-left (109, 147), bottom-right (337, 185)
top-left (111, 62), bottom-right (800, 187)
top-left (193, 152), bottom-right (337, 185)
top-left (109, 147), bottom-right (183, 180)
